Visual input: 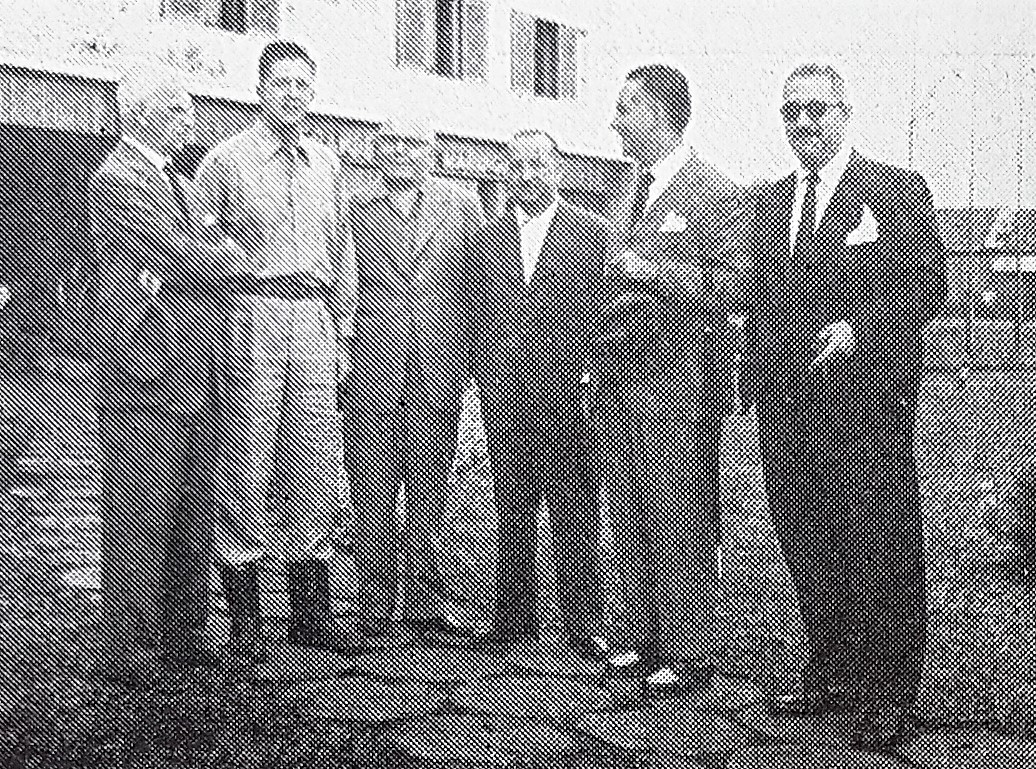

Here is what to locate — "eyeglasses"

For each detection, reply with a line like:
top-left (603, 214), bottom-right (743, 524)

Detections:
top-left (780, 100), bottom-right (844, 123)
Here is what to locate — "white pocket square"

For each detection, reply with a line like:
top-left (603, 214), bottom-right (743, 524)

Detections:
top-left (845, 205), bottom-right (879, 245)
top-left (658, 209), bottom-right (687, 233)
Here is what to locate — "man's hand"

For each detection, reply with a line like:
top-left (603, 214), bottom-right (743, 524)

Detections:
top-left (811, 320), bottom-right (854, 369)
top-left (137, 269), bottom-right (162, 297)
top-left (606, 249), bottom-right (660, 282)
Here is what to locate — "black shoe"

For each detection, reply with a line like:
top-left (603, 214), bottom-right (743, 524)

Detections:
top-left (404, 613), bottom-right (477, 638)
top-left (87, 644), bottom-right (159, 687)
top-left (159, 635), bottom-right (220, 669)
top-left (286, 560), bottom-right (364, 654)
top-left (475, 625), bottom-right (538, 651)
top-left (568, 635), bottom-right (610, 661)
top-left (357, 615), bottom-right (392, 639)
top-left (850, 705), bottom-right (921, 751)
top-left (768, 688), bottom-right (855, 717)
top-left (606, 649), bottom-right (657, 679)
top-left (643, 659), bottom-right (714, 699)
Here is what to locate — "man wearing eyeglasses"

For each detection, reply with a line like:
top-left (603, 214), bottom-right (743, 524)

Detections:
top-left (742, 63), bottom-right (946, 749)
top-left (344, 119), bottom-right (484, 642)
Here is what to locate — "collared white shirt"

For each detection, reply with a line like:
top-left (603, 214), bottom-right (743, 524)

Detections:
top-left (645, 136), bottom-right (695, 212)
top-left (388, 187), bottom-right (422, 220)
top-left (789, 142), bottom-right (853, 251)
top-left (122, 134), bottom-right (171, 187)
top-left (515, 197), bottom-right (559, 285)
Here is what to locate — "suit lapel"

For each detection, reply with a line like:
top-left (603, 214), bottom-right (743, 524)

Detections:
top-left (626, 155), bottom-right (697, 241)
top-left (527, 202), bottom-right (569, 292)
top-left (413, 184), bottom-right (444, 262)
top-left (770, 173), bottom-right (796, 280)
top-left (814, 151), bottom-right (865, 258)
top-left (117, 142), bottom-right (188, 229)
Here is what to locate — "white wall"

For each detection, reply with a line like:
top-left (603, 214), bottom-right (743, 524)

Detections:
top-left (1, 0), bottom-right (1034, 205)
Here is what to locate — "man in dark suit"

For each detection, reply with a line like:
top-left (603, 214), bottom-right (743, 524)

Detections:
top-left (86, 68), bottom-right (250, 679)
top-left (596, 65), bottom-right (749, 697)
top-left (742, 63), bottom-right (946, 749)
top-left (468, 130), bottom-right (610, 659)
top-left (346, 119), bottom-right (484, 639)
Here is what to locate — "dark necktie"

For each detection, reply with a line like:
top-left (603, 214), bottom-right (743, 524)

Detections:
top-left (629, 169), bottom-right (654, 228)
top-left (792, 171), bottom-right (819, 263)
top-left (163, 162), bottom-right (190, 221)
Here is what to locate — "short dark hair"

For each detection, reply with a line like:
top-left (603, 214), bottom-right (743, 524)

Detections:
top-left (511, 129), bottom-right (560, 154)
top-left (626, 64), bottom-right (691, 134)
top-left (258, 41), bottom-right (316, 84)
top-left (785, 63), bottom-right (846, 102)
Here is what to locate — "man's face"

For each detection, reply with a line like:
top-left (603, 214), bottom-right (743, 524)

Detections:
top-left (505, 134), bottom-right (560, 213)
top-left (146, 87), bottom-right (196, 156)
top-left (611, 79), bottom-right (660, 163)
top-left (374, 133), bottom-right (433, 188)
top-left (782, 74), bottom-right (850, 171)
top-left (258, 58), bottom-right (315, 129)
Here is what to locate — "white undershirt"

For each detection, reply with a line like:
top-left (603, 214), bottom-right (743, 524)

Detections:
top-left (789, 142), bottom-right (853, 252)
top-left (515, 198), bottom-right (559, 285)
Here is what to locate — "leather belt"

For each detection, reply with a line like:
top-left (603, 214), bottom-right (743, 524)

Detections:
top-left (226, 273), bottom-right (326, 302)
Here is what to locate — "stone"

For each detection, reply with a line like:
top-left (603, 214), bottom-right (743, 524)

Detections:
top-left (503, 636), bottom-right (608, 680)
top-left (733, 703), bottom-right (856, 746)
top-left (351, 647), bottom-right (506, 684)
top-left (452, 676), bottom-right (611, 722)
top-left (577, 705), bottom-right (752, 759)
top-left (249, 644), bottom-right (356, 683)
top-left (290, 677), bottom-right (448, 724)
top-left (374, 714), bottom-right (578, 768)
top-left (727, 744), bottom-right (904, 768)
top-left (895, 727), bottom-right (1036, 768)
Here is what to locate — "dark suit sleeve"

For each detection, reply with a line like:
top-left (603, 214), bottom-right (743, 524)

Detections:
top-left (89, 171), bottom-right (231, 285)
top-left (852, 170), bottom-right (946, 387)
top-left (739, 187), bottom-right (769, 409)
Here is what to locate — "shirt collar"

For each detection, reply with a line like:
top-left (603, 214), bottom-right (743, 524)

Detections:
top-left (122, 135), bottom-right (169, 175)
top-left (648, 135), bottom-right (694, 187)
top-left (797, 141), bottom-right (853, 190)
top-left (515, 196), bottom-right (560, 230)
top-left (247, 118), bottom-right (311, 165)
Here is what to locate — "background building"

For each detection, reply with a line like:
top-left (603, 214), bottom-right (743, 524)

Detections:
top-left (0, 0), bottom-right (1034, 366)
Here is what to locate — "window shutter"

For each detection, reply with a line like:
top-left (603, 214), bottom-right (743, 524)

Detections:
top-left (460, 0), bottom-right (487, 81)
top-left (397, 0), bottom-right (435, 71)
top-left (510, 10), bottom-right (534, 94)
top-left (558, 25), bottom-right (581, 100)
top-left (248, 0), bottom-right (280, 34)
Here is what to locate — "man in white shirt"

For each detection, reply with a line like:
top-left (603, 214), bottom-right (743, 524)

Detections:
top-left (468, 130), bottom-right (612, 660)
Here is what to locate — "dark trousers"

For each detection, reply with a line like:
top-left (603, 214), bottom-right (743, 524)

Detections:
top-left (346, 388), bottom-right (462, 623)
top-left (759, 391), bottom-right (926, 710)
top-left (480, 381), bottom-right (602, 640)
top-left (98, 407), bottom-right (214, 656)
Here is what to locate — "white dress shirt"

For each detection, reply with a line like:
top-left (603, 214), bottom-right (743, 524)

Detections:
top-left (645, 136), bottom-right (695, 213)
top-left (515, 198), bottom-right (559, 285)
top-left (122, 134), bottom-right (171, 186)
top-left (789, 142), bottom-right (853, 252)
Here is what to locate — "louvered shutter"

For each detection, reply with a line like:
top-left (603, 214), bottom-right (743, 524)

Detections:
top-left (249, 0), bottom-right (279, 34)
top-left (396, 0), bottom-right (435, 71)
top-left (460, 0), bottom-right (488, 81)
top-left (510, 10), bottom-right (535, 94)
top-left (558, 25), bottom-right (582, 100)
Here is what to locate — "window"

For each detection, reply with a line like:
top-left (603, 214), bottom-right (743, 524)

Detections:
top-left (161, 0), bottom-right (279, 35)
top-left (396, 0), bottom-right (488, 80)
top-left (511, 10), bottom-right (583, 100)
